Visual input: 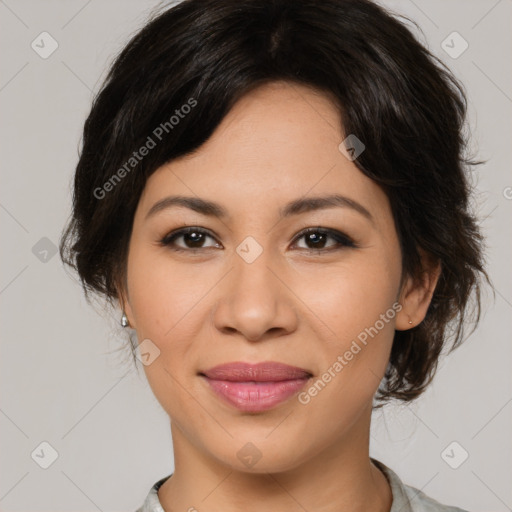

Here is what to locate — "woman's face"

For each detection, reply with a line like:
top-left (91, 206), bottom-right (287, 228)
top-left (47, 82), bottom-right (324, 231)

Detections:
top-left (122, 81), bottom-right (423, 473)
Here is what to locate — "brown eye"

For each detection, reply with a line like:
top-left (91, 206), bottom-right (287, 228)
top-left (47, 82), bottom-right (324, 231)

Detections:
top-left (160, 227), bottom-right (221, 250)
top-left (292, 228), bottom-right (356, 251)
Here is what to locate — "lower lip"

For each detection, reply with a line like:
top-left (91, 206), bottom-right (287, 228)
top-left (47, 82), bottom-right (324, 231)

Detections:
top-left (202, 376), bottom-right (310, 412)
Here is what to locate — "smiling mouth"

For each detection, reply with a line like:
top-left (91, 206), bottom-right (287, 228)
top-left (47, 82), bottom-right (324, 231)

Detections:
top-left (200, 375), bottom-right (312, 412)
top-left (198, 361), bottom-right (313, 412)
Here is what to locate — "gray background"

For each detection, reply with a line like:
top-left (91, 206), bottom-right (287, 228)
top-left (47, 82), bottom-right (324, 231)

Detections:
top-left (0, 0), bottom-right (510, 510)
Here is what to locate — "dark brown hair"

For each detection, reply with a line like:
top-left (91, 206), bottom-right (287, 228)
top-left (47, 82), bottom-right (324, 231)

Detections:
top-left (60, 0), bottom-right (488, 404)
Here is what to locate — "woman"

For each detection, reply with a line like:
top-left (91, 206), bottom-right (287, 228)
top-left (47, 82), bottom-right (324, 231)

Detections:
top-left (59, 0), bottom-right (487, 510)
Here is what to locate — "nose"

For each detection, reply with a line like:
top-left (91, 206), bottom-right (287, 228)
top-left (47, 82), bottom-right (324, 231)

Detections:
top-left (211, 248), bottom-right (299, 342)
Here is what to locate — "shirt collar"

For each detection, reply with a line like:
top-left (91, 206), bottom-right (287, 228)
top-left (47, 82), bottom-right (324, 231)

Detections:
top-left (139, 459), bottom-right (413, 512)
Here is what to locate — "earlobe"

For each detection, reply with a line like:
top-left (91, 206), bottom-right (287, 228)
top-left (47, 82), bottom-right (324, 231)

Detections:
top-left (396, 252), bottom-right (441, 331)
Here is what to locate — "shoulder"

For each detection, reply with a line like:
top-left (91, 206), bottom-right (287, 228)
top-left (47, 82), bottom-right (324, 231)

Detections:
top-left (400, 482), bottom-right (469, 512)
top-left (372, 458), bottom-right (470, 512)
top-left (135, 474), bottom-right (172, 512)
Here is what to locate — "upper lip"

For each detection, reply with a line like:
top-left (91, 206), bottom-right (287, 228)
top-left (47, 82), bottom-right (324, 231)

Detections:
top-left (200, 362), bottom-right (312, 382)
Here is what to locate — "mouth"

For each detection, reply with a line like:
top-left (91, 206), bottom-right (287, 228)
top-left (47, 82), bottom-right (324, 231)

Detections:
top-left (198, 361), bottom-right (313, 412)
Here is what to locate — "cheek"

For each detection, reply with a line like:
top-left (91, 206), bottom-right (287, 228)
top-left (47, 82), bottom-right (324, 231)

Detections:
top-left (124, 247), bottom-right (189, 376)
top-left (126, 265), bottom-right (195, 425)
top-left (292, 250), bottom-right (400, 400)
top-left (294, 249), bottom-right (400, 341)
top-left (126, 243), bottom-right (206, 338)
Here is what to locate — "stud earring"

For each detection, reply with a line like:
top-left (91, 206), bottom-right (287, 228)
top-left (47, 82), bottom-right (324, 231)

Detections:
top-left (121, 312), bottom-right (129, 328)
top-left (408, 319), bottom-right (413, 325)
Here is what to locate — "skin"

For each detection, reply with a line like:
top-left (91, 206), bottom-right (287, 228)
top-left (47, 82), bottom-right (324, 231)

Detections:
top-left (119, 81), bottom-right (440, 512)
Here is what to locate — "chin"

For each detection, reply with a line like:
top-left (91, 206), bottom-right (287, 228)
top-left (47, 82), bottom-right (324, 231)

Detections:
top-left (208, 437), bottom-right (310, 475)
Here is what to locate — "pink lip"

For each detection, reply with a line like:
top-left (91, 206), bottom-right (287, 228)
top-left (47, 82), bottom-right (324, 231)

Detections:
top-left (199, 362), bottom-right (312, 412)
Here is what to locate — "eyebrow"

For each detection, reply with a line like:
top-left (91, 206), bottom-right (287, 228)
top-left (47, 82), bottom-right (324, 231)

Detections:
top-left (145, 194), bottom-right (373, 223)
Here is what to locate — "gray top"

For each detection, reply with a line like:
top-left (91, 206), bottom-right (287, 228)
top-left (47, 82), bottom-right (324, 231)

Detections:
top-left (135, 458), bottom-right (468, 512)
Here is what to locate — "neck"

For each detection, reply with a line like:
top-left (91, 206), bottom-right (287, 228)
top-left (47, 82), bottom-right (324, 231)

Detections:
top-left (158, 407), bottom-right (392, 512)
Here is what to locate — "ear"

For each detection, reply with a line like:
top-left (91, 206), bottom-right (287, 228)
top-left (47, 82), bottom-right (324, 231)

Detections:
top-left (395, 249), bottom-right (441, 330)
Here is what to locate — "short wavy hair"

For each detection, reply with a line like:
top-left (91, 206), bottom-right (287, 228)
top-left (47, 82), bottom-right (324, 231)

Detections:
top-left (60, 0), bottom-right (488, 404)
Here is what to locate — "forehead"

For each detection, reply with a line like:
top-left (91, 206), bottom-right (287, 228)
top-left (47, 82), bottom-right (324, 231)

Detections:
top-left (136, 81), bottom-right (390, 225)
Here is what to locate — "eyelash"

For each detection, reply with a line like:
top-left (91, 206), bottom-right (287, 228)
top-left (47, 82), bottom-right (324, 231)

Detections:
top-left (158, 226), bottom-right (357, 253)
